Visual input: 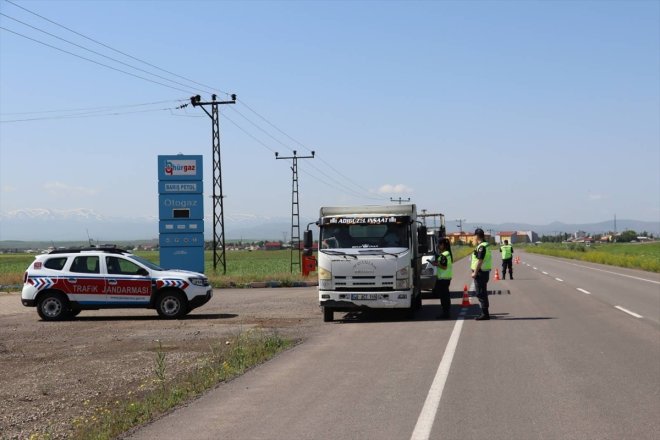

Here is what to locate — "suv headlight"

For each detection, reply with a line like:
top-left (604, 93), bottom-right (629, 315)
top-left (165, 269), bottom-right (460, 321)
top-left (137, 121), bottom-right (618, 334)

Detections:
top-left (189, 277), bottom-right (207, 286)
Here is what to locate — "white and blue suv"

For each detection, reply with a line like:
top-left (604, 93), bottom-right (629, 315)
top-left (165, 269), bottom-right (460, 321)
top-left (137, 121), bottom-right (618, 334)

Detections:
top-left (21, 247), bottom-right (213, 320)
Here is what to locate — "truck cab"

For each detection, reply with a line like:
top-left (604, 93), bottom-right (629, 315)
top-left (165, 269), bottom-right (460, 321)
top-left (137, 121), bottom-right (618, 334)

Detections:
top-left (313, 204), bottom-right (427, 322)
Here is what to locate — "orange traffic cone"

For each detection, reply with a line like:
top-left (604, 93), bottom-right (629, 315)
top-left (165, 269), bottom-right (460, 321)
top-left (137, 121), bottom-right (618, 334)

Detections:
top-left (515, 256), bottom-right (520, 265)
top-left (494, 269), bottom-right (500, 281)
top-left (461, 285), bottom-right (471, 307)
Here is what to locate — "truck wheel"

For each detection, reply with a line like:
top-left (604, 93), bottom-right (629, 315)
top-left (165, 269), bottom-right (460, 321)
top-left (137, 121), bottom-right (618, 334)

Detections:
top-left (156, 291), bottom-right (188, 319)
top-left (37, 292), bottom-right (68, 321)
top-left (323, 307), bottom-right (334, 322)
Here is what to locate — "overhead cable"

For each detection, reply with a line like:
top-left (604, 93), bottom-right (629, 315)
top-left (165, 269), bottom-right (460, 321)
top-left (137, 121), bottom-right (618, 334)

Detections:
top-left (0, 26), bottom-right (194, 94)
top-left (0, 12), bottom-right (214, 95)
top-left (238, 99), bottom-right (375, 196)
top-left (3, 0), bottom-right (229, 97)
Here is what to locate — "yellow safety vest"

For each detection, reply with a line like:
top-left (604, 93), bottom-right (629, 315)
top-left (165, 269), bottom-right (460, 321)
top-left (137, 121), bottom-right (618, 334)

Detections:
top-left (471, 242), bottom-right (492, 271)
top-left (436, 250), bottom-right (453, 279)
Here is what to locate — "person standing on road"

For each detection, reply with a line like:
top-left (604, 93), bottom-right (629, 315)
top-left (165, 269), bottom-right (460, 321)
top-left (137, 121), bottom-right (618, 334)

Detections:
top-left (500, 239), bottom-right (514, 280)
top-left (431, 238), bottom-right (453, 319)
top-left (471, 228), bottom-right (492, 320)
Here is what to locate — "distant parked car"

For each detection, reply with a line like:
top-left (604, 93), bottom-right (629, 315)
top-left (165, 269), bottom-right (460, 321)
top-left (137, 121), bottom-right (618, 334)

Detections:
top-left (21, 247), bottom-right (212, 321)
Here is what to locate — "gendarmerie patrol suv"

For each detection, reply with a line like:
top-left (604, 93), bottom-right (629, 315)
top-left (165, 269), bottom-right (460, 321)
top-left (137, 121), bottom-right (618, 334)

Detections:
top-left (21, 247), bottom-right (213, 321)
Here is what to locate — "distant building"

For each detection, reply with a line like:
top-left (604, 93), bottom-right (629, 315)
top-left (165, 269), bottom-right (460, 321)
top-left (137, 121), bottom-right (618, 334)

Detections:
top-left (496, 230), bottom-right (538, 244)
top-left (264, 241), bottom-right (283, 251)
top-left (447, 231), bottom-right (491, 246)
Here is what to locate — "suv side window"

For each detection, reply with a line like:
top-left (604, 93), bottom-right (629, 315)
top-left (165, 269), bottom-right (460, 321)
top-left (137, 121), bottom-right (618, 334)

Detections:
top-left (70, 256), bottom-right (100, 274)
top-left (44, 257), bottom-right (67, 271)
top-left (106, 256), bottom-right (143, 275)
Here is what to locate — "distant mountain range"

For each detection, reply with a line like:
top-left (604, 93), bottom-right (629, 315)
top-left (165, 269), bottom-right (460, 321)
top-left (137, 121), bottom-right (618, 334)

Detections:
top-left (1, 208), bottom-right (658, 242)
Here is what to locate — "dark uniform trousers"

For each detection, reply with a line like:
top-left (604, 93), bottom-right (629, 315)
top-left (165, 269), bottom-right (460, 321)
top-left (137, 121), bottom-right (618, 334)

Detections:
top-left (502, 258), bottom-right (513, 278)
top-left (433, 278), bottom-right (451, 315)
top-left (474, 270), bottom-right (490, 310)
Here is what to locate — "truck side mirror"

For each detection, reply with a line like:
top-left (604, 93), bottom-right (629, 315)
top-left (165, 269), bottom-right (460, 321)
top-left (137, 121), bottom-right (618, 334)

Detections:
top-left (417, 225), bottom-right (428, 254)
top-left (303, 230), bottom-right (313, 249)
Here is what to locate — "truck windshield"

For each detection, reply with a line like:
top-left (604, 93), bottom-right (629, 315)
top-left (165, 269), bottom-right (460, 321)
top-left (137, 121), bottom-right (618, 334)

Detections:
top-left (320, 223), bottom-right (408, 249)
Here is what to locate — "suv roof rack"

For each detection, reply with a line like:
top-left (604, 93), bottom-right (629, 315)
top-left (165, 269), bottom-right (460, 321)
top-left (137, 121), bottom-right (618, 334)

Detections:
top-left (48, 247), bottom-right (130, 255)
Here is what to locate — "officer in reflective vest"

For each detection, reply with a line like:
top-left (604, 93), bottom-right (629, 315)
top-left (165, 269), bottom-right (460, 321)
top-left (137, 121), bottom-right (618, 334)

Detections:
top-left (471, 228), bottom-right (492, 320)
top-left (432, 238), bottom-right (453, 319)
top-left (500, 239), bottom-right (514, 280)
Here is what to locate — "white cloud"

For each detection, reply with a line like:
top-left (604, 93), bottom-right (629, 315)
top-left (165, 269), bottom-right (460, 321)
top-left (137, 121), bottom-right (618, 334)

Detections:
top-left (43, 181), bottom-right (99, 197)
top-left (376, 184), bottom-right (413, 195)
top-left (1, 185), bottom-right (17, 193)
top-left (588, 193), bottom-right (606, 201)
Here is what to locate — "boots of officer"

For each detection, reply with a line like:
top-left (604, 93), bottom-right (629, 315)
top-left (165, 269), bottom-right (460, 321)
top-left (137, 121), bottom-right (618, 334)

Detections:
top-left (475, 308), bottom-right (490, 320)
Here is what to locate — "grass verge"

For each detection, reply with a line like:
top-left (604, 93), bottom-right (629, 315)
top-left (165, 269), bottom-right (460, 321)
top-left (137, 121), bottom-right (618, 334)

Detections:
top-left (68, 329), bottom-right (293, 440)
top-left (524, 242), bottom-right (660, 272)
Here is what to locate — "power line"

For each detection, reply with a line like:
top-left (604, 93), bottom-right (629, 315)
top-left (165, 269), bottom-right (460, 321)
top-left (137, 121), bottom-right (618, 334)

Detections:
top-left (237, 99), bottom-right (375, 196)
top-left (227, 105), bottom-right (380, 201)
top-left (0, 99), bottom-right (183, 116)
top-left (0, 26), bottom-right (194, 94)
top-left (0, 12), bottom-right (214, 95)
top-left (3, 0), bottom-right (229, 97)
top-left (222, 110), bottom-right (382, 201)
top-left (0, 105), bottom-right (185, 123)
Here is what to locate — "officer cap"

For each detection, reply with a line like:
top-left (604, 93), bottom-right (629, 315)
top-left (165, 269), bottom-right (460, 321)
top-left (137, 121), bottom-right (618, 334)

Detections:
top-left (474, 228), bottom-right (485, 237)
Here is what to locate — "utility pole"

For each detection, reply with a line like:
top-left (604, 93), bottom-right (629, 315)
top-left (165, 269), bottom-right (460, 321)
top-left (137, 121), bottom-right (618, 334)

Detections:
top-left (455, 219), bottom-right (466, 234)
top-left (276, 150), bottom-right (315, 273)
top-left (390, 197), bottom-right (410, 205)
top-left (190, 93), bottom-right (236, 274)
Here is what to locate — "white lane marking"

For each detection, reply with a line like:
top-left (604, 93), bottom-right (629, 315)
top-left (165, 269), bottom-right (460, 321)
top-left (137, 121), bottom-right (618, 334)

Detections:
top-left (533, 267), bottom-right (538, 270)
top-left (542, 271), bottom-right (549, 275)
top-left (555, 278), bottom-right (563, 282)
top-left (564, 262), bottom-right (660, 285)
top-left (614, 306), bottom-right (643, 318)
top-left (410, 313), bottom-right (465, 440)
top-left (577, 288), bottom-right (591, 295)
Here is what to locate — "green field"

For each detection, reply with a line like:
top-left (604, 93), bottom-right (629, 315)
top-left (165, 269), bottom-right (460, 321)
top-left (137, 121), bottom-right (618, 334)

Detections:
top-left (524, 242), bottom-right (660, 272)
top-left (0, 250), bottom-right (306, 290)
top-left (0, 247), bottom-right (477, 291)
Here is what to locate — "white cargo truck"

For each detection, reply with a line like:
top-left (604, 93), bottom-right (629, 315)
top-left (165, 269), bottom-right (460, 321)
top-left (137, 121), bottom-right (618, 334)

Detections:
top-left (305, 204), bottom-right (428, 322)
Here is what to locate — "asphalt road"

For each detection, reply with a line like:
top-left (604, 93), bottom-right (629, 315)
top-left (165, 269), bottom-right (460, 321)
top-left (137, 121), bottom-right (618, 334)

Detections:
top-left (128, 252), bottom-right (660, 440)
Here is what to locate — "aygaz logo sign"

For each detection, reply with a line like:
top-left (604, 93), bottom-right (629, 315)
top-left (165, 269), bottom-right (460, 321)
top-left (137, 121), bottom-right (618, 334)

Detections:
top-left (164, 160), bottom-right (197, 176)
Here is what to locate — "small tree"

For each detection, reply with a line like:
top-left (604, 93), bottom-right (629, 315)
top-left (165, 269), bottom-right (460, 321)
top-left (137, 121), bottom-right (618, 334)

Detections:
top-left (617, 230), bottom-right (637, 243)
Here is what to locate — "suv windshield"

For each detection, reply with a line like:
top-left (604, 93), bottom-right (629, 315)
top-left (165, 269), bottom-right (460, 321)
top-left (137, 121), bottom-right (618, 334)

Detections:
top-left (128, 255), bottom-right (164, 271)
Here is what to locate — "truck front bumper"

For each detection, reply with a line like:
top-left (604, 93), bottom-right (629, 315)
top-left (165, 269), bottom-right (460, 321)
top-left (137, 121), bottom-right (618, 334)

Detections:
top-left (320, 291), bottom-right (412, 310)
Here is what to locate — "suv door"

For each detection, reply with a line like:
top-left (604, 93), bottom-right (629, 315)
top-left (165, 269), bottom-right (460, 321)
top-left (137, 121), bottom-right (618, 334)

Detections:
top-left (103, 256), bottom-right (152, 306)
top-left (65, 255), bottom-right (106, 305)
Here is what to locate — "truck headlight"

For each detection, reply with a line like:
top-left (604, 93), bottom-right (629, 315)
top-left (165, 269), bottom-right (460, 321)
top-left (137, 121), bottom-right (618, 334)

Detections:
top-left (396, 267), bottom-right (410, 289)
top-left (318, 267), bottom-right (331, 280)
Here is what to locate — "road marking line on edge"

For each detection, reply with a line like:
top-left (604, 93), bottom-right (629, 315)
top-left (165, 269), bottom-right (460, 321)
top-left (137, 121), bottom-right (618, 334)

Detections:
top-left (410, 313), bottom-right (465, 440)
top-left (577, 288), bottom-right (591, 295)
top-left (564, 262), bottom-right (660, 285)
top-left (542, 271), bottom-right (549, 275)
top-left (555, 278), bottom-right (563, 282)
top-left (533, 267), bottom-right (538, 270)
top-left (614, 306), bottom-right (643, 318)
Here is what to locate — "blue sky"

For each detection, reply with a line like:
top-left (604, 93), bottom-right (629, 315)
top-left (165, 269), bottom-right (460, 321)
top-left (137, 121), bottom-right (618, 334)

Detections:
top-left (1, 0), bottom-right (659, 236)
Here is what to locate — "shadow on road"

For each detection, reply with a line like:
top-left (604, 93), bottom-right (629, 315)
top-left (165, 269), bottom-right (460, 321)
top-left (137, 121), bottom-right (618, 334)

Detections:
top-left (69, 313), bottom-right (238, 322)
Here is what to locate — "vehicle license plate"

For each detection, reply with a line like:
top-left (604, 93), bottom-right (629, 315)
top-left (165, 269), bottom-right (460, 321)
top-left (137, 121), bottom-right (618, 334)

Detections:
top-left (351, 294), bottom-right (377, 300)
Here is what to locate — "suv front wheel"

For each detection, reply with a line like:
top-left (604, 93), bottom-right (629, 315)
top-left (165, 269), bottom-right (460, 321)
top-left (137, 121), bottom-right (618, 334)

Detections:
top-left (37, 292), bottom-right (69, 321)
top-left (155, 290), bottom-right (188, 319)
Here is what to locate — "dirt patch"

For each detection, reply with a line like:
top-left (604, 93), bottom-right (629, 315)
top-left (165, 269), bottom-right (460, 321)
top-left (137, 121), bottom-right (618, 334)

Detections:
top-left (0, 287), bottom-right (323, 439)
